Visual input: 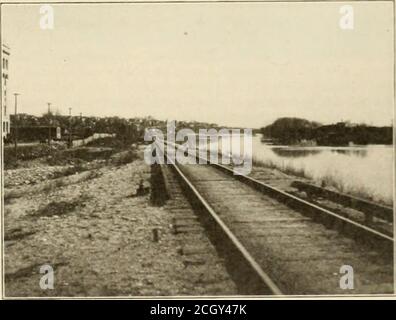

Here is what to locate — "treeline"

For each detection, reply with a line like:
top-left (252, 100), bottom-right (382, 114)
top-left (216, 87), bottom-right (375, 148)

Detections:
top-left (7, 113), bottom-right (147, 144)
top-left (6, 113), bottom-right (224, 144)
top-left (261, 117), bottom-right (392, 146)
top-left (261, 118), bottom-right (321, 144)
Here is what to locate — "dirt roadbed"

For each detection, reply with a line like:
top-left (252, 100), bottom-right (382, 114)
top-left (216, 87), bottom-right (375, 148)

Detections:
top-left (4, 148), bottom-right (237, 297)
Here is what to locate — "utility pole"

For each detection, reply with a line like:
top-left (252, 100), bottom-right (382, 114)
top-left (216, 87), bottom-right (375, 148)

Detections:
top-left (13, 93), bottom-right (20, 162)
top-left (80, 112), bottom-right (84, 144)
top-left (68, 107), bottom-right (72, 148)
top-left (47, 102), bottom-right (52, 147)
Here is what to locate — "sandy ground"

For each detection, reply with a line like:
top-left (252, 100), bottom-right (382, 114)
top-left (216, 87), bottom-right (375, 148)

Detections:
top-left (3, 147), bottom-right (237, 297)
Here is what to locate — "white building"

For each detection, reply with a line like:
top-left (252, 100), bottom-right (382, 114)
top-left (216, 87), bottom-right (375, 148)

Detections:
top-left (2, 44), bottom-right (10, 139)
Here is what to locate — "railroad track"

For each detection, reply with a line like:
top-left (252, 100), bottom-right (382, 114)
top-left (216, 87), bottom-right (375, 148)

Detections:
top-left (156, 141), bottom-right (394, 295)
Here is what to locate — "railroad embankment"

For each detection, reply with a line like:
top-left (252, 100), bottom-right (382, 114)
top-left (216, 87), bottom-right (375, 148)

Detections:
top-left (3, 141), bottom-right (237, 297)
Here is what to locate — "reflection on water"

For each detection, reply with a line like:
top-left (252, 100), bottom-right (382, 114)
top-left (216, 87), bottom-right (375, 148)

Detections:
top-left (210, 134), bottom-right (393, 205)
top-left (271, 148), bottom-right (323, 158)
top-left (269, 147), bottom-right (369, 158)
top-left (330, 149), bottom-right (368, 157)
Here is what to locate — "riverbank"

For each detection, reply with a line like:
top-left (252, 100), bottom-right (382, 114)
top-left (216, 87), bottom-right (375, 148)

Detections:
top-left (251, 154), bottom-right (392, 207)
top-left (241, 163), bottom-right (393, 235)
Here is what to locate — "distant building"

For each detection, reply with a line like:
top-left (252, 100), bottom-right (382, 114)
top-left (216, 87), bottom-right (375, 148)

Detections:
top-left (336, 121), bottom-right (358, 128)
top-left (2, 44), bottom-right (10, 139)
top-left (9, 126), bottom-right (63, 143)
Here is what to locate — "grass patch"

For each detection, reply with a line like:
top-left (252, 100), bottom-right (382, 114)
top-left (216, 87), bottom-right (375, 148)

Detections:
top-left (46, 148), bottom-right (109, 165)
top-left (112, 150), bottom-right (138, 166)
top-left (4, 228), bottom-right (36, 241)
top-left (33, 197), bottom-right (89, 218)
top-left (41, 179), bottom-right (66, 194)
top-left (320, 174), bottom-right (392, 206)
top-left (85, 169), bottom-right (102, 180)
top-left (5, 169), bottom-right (102, 203)
top-left (252, 157), bottom-right (392, 206)
top-left (252, 158), bottom-right (278, 170)
top-left (4, 190), bottom-right (22, 204)
top-left (5, 262), bottom-right (67, 282)
top-left (4, 144), bottom-right (66, 168)
top-left (41, 170), bottom-right (99, 194)
top-left (281, 163), bottom-right (309, 179)
top-left (86, 137), bottom-right (125, 149)
top-left (5, 263), bottom-right (45, 282)
top-left (252, 157), bottom-right (311, 179)
top-left (52, 164), bottom-right (88, 179)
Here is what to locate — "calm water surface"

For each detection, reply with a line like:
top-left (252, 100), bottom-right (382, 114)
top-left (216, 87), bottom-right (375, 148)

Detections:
top-left (209, 134), bottom-right (393, 204)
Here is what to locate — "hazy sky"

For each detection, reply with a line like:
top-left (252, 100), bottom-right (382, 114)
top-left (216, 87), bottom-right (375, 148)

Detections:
top-left (1, 2), bottom-right (394, 128)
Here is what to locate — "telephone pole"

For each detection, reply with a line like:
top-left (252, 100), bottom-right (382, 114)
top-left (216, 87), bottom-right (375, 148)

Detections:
top-left (13, 93), bottom-right (20, 162)
top-left (80, 112), bottom-right (84, 144)
top-left (47, 102), bottom-right (52, 147)
top-left (68, 107), bottom-right (72, 148)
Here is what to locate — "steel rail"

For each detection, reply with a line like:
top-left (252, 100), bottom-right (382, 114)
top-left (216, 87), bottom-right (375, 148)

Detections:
top-left (162, 140), bottom-right (393, 249)
top-left (157, 142), bottom-right (283, 295)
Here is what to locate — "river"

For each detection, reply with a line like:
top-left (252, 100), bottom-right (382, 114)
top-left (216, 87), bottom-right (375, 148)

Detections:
top-left (207, 134), bottom-right (393, 205)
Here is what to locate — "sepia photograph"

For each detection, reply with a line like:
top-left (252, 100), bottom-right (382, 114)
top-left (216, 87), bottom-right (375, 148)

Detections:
top-left (0, 1), bottom-right (394, 300)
